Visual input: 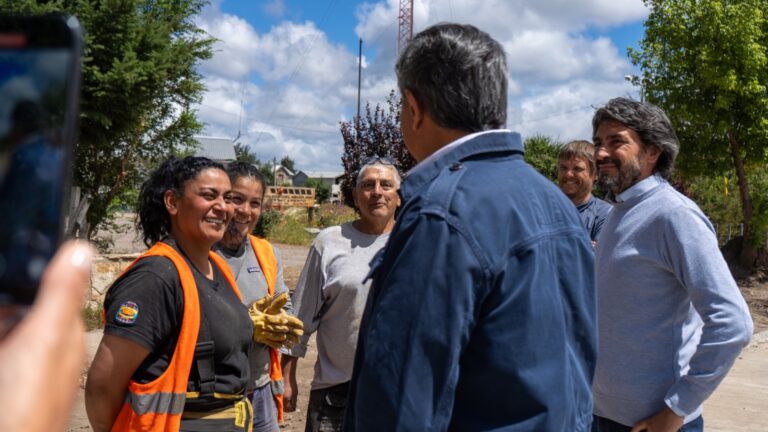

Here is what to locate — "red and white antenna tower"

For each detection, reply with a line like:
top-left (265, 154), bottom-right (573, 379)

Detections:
top-left (398, 0), bottom-right (414, 54)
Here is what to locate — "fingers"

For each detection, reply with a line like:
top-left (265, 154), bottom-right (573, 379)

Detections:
top-left (0, 241), bottom-right (93, 432)
top-left (629, 422), bottom-right (646, 432)
top-left (264, 292), bottom-right (288, 314)
top-left (32, 241), bottom-right (93, 328)
top-left (284, 394), bottom-right (298, 412)
top-left (250, 295), bottom-right (271, 312)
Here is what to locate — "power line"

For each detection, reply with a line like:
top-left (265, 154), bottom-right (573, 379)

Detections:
top-left (198, 102), bottom-right (339, 134)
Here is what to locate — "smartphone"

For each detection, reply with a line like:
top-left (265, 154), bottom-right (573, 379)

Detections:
top-left (0, 14), bottom-right (83, 305)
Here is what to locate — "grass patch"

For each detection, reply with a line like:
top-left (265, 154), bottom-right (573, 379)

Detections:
top-left (314, 203), bottom-right (356, 229)
top-left (264, 204), bottom-right (357, 246)
top-left (83, 303), bottom-right (104, 331)
top-left (269, 214), bottom-right (315, 245)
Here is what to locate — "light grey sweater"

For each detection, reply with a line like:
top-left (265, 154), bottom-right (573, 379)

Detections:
top-left (288, 222), bottom-right (389, 390)
top-left (593, 175), bottom-right (753, 426)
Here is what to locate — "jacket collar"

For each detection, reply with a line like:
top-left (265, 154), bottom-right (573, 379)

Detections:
top-left (399, 130), bottom-right (524, 202)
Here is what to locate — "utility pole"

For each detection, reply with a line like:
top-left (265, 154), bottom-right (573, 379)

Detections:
top-left (273, 157), bottom-right (277, 186)
top-left (357, 38), bottom-right (362, 121)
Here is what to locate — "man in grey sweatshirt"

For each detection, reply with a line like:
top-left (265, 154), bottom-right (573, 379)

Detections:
top-left (591, 98), bottom-right (753, 432)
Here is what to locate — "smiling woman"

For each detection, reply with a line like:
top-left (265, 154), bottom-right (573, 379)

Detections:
top-left (213, 161), bottom-right (302, 432)
top-left (85, 157), bottom-right (259, 432)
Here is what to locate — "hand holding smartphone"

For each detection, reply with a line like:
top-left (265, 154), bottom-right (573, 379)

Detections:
top-left (0, 14), bottom-right (83, 305)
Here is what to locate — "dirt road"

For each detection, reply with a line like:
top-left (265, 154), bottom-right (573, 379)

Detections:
top-left (68, 241), bottom-right (768, 430)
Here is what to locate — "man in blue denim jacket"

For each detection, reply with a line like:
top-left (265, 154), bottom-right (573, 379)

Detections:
top-left (344, 23), bottom-right (597, 431)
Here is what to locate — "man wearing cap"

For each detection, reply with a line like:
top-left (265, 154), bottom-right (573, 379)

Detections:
top-left (282, 158), bottom-right (401, 432)
top-left (344, 23), bottom-right (596, 431)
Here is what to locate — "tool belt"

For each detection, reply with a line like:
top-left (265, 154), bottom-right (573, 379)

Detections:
top-left (181, 395), bottom-right (253, 432)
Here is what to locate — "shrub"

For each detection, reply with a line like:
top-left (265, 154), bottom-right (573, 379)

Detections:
top-left (253, 210), bottom-right (282, 238)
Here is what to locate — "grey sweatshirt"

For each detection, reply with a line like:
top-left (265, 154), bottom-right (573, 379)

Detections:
top-left (593, 174), bottom-right (753, 426)
top-left (288, 222), bottom-right (389, 390)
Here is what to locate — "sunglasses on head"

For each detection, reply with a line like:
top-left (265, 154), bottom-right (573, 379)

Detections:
top-left (361, 156), bottom-right (396, 166)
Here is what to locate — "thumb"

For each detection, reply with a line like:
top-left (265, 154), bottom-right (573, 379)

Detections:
top-left (265, 292), bottom-right (288, 315)
top-left (28, 241), bottom-right (93, 329)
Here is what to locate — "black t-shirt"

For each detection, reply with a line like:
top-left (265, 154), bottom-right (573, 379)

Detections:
top-left (104, 240), bottom-right (253, 407)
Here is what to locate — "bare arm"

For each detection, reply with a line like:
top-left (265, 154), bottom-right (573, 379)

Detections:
top-left (85, 334), bottom-right (150, 432)
top-left (281, 355), bottom-right (299, 412)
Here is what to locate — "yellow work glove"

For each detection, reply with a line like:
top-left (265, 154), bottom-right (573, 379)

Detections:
top-left (249, 293), bottom-right (304, 349)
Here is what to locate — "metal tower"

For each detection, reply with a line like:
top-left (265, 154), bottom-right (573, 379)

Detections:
top-left (398, 0), bottom-right (413, 54)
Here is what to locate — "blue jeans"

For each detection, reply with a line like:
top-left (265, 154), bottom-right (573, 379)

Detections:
top-left (250, 383), bottom-right (279, 432)
top-left (592, 414), bottom-right (703, 432)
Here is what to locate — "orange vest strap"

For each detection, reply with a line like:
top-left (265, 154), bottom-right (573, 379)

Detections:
top-left (247, 235), bottom-right (285, 422)
top-left (111, 242), bottom-right (243, 431)
top-left (248, 235), bottom-right (277, 296)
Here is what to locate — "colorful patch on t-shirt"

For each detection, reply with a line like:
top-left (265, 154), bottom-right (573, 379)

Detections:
top-left (115, 301), bottom-right (139, 325)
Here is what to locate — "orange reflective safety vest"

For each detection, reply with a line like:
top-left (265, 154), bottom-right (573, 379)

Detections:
top-left (247, 234), bottom-right (285, 422)
top-left (110, 242), bottom-right (242, 432)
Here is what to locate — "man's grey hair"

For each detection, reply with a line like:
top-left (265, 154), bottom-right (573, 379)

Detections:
top-left (396, 23), bottom-right (507, 132)
top-left (356, 162), bottom-right (402, 188)
top-left (592, 97), bottom-right (680, 179)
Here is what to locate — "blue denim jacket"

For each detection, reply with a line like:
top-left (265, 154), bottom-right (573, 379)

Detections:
top-left (345, 131), bottom-right (597, 431)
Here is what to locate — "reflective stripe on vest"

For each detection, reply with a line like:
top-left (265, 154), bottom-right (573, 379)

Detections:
top-left (125, 391), bottom-right (186, 416)
top-left (247, 235), bottom-right (285, 423)
top-left (110, 242), bottom-right (241, 432)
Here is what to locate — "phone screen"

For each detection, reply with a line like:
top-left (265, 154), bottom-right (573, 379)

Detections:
top-left (0, 15), bottom-right (82, 304)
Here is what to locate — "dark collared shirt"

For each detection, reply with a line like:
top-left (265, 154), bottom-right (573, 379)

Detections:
top-left (577, 195), bottom-right (612, 241)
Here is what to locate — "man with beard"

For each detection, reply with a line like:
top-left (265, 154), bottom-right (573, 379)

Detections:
top-left (591, 97), bottom-right (753, 432)
top-left (558, 140), bottom-right (611, 243)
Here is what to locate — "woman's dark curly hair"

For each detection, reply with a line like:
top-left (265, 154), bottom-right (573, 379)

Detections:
top-left (136, 156), bottom-right (226, 247)
top-left (226, 161), bottom-right (267, 194)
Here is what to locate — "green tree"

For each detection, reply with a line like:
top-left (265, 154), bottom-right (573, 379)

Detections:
top-left (523, 134), bottom-right (562, 183)
top-left (280, 155), bottom-right (295, 172)
top-left (339, 90), bottom-right (416, 209)
top-left (234, 142), bottom-right (275, 184)
top-left (235, 142), bottom-right (258, 164)
top-left (8, 0), bottom-right (215, 239)
top-left (305, 178), bottom-right (331, 203)
top-left (630, 0), bottom-right (768, 269)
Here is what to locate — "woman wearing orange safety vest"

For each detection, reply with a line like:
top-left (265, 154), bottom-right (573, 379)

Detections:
top-left (85, 157), bottom-right (255, 431)
top-left (213, 162), bottom-right (303, 432)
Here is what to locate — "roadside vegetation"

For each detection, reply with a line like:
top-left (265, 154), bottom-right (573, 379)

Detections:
top-left (257, 204), bottom-right (357, 246)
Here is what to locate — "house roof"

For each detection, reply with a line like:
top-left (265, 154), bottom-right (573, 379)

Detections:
top-left (194, 136), bottom-right (236, 161)
top-left (274, 165), bottom-right (295, 177)
top-left (297, 170), bottom-right (345, 179)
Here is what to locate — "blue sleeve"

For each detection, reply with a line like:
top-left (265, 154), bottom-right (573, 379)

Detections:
top-left (351, 213), bottom-right (485, 431)
top-left (661, 205), bottom-right (753, 415)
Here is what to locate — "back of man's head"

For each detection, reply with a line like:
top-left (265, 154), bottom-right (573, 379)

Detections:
top-left (396, 23), bottom-right (507, 133)
top-left (591, 97), bottom-right (679, 179)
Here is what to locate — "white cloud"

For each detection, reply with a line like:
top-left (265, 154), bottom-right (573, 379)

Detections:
top-left (513, 79), bottom-right (637, 141)
top-left (193, 0), bottom-right (648, 171)
top-left (504, 32), bottom-right (630, 83)
top-left (197, 13), bottom-right (261, 81)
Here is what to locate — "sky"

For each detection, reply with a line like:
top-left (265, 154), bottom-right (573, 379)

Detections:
top-left (194, 0), bottom-right (649, 172)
